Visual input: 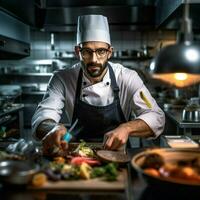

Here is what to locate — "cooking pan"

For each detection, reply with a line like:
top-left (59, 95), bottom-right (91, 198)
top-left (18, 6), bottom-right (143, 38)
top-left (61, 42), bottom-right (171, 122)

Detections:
top-left (131, 148), bottom-right (200, 189)
top-left (0, 160), bottom-right (39, 185)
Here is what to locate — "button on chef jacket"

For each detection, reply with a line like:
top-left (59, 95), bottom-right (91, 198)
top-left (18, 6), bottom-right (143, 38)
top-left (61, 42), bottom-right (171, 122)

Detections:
top-left (32, 61), bottom-right (165, 138)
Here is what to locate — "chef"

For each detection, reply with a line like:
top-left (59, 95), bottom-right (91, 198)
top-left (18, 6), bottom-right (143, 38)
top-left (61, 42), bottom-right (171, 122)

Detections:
top-left (32, 14), bottom-right (165, 154)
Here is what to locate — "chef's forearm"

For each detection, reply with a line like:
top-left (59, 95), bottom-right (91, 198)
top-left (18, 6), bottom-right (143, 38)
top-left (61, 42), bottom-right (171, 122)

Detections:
top-left (35, 119), bottom-right (57, 140)
top-left (120, 119), bottom-right (155, 138)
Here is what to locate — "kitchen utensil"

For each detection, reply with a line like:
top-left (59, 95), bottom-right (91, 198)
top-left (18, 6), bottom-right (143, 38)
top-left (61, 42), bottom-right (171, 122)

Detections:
top-left (0, 160), bottom-right (39, 185)
top-left (131, 148), bottom-right (200, 187)
top-left (6, 139), bottom-right (40, 157)
top-left (96, 150), bottom-right (130, 163)
top-left (182, 104), bottom-right (200, 122)
top-left (63, 119), bottom-right (81, 142)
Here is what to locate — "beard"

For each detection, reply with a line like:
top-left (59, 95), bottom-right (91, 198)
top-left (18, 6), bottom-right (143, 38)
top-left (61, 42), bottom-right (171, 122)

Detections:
top-left (81, 61), bottom-right (108, 78)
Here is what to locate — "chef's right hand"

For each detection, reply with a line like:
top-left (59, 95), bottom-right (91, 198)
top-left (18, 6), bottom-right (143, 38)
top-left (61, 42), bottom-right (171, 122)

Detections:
top-left (42, 124), bottom-right (68, 155)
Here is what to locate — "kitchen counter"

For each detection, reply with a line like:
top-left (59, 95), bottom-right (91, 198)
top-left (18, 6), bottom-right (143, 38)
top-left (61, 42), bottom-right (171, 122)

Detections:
top-left (0, 141), bottom-right (200, 200)
top-left (163, 107), bottom-right (200, 136)
top-left (164, 108), bottom-right (200, 128)
top-left (1, 145), bottom-right (200, 200)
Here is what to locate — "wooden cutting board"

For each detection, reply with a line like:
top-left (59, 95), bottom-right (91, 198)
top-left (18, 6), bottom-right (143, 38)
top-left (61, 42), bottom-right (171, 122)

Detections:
top-left (28, 169), bottom-right (128, 191)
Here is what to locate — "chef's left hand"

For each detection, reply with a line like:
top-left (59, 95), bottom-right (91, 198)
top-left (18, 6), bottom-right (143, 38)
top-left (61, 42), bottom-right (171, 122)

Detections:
top-left (103, 124), bottom-right (129, 150)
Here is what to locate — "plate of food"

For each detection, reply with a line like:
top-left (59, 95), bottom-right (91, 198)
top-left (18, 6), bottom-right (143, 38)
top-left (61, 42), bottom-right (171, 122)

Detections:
top-left (131, 148), bottom-right (200, 187)
top-left (30, 141), bottom-right (123, 188)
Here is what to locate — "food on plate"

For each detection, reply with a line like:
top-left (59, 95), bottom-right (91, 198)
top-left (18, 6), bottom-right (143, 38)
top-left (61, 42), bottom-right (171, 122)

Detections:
top-left (53, 156), bottom-right (66, 164)
top-left (143, 168), bottom-right (160, 177)
top-left (41, 158), bottom-right (118, 181)
top-left (35, 141), bottom-right (119, 183)
top-left (80, 163), bottom-right (92, 179)
top-left (141, 153), bottom-right (164, 169)
top-left (71, 156), bottom-right (101, 166)
top-left (92, 163), bottom-right (118, 181)
top-left (32, 172), bottom-right (47, 186)
top-left (74, 140), bottom-right (95, 157)
top-left (140, 152), bottom-right (200, 183)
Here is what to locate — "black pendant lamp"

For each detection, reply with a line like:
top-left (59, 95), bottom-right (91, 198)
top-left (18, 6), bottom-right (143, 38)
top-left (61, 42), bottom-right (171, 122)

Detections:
top-left (151, 0), bottom-right (200, 88)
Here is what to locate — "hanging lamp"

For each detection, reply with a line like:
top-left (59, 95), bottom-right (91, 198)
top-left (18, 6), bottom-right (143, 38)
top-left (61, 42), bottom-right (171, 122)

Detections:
top-left (151, 0), bottom-right (200, 88)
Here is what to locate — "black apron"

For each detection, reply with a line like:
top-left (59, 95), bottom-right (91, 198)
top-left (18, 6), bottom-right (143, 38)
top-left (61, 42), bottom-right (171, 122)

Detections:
top-left (72, 64), bottom-right (126, 142)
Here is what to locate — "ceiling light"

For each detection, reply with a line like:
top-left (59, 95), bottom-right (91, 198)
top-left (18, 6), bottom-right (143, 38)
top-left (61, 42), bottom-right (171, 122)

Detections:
top-left (152, 0), bottom-right (200, 88)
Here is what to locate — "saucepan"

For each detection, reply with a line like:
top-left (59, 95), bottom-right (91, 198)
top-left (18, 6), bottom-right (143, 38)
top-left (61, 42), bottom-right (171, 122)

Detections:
top-left (131, 148), bottom-right (200, 190)
top-left (0, 160), bottom-right (39, 185)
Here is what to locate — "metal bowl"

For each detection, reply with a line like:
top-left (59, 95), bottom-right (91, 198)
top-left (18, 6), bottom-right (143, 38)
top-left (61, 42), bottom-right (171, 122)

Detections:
top-left (0, 160), bottom-right (39, 185)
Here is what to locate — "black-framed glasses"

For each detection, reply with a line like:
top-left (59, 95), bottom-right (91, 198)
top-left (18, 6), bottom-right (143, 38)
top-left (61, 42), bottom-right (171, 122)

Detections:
top-left (79, 47), bottom-right (110, 59)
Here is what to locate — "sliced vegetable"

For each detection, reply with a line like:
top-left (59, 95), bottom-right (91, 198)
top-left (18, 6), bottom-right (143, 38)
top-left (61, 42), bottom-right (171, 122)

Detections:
top-left (74, 140), bottom-right (94, 157)
top-left (71, 156), bottom-right (101, 166)
top-left (80, 163), bottom-right (92, 179)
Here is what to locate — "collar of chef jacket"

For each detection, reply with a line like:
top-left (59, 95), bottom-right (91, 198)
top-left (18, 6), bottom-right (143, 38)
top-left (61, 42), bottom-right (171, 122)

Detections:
top-left (81, 67), bottom-right (114, 106)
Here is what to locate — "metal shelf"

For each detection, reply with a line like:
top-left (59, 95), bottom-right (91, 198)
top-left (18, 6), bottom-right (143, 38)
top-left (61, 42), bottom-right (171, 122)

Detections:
top-left (111, 56), bottom-right (153, 61)
top-left (1, 73), bottom-right (53, 76)
top-left (22, 91), bottom-right (45, 95)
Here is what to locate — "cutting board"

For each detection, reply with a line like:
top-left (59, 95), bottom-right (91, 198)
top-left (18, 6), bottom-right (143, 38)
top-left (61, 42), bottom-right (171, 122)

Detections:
top-left (28, 169), bottom-right (128, 191)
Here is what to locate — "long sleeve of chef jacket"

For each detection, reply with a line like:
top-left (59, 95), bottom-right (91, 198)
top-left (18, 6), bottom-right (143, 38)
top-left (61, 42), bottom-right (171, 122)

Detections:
top-left (31, 62), bottom-right (165, 138)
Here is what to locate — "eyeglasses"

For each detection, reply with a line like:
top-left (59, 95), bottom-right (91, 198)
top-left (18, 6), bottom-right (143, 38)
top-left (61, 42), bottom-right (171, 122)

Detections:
top-left (79, 47), bottom-right (110, 59)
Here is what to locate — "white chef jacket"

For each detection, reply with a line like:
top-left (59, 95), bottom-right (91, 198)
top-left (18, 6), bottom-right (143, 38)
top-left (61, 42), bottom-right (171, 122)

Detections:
top-left (31, 61), bottom-right (165, 138)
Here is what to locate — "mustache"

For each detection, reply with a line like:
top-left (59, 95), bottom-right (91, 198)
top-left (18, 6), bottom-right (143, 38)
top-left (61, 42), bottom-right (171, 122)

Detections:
top-left (87, 62), bottom-right (101, 68)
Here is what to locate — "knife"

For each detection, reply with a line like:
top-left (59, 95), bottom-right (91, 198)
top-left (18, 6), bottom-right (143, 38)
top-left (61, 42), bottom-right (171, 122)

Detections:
top-left (62, 119), bottom-right (79, 142)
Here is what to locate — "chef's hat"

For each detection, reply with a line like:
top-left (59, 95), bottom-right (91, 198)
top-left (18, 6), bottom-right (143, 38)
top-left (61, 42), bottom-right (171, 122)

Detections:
top-left (77, 14), bottom-right (111, 45)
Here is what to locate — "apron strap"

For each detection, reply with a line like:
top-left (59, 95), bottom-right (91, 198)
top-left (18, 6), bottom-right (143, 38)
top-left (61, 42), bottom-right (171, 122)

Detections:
top-left (107, 64), bottom-right (120, 100)
top-left (72, 67), bottom-right (83, 123)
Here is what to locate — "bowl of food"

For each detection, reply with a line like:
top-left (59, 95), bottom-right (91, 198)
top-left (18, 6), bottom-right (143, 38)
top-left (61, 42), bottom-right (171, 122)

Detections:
top-left (131, 148), bottom-right (200, 188)
top-left (0, 160), bottom-right (39, 185)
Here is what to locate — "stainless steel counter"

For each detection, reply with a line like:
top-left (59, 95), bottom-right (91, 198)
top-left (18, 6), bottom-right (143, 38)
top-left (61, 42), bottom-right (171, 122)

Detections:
top-left (165, 108), bottom-right (200, 128)
top-left (164, 108), bottom-right (200, 136)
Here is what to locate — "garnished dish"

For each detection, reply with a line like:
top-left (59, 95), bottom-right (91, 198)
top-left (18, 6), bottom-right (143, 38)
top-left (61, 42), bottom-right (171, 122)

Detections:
top-left (131, 148), bottom-right (200, 186)
top-left (31, 141), bottom-right (119, 186)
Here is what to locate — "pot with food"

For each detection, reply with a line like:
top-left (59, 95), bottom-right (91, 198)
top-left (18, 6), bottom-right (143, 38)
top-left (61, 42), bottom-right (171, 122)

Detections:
top-left (131, 148), bottom-right (200, 189)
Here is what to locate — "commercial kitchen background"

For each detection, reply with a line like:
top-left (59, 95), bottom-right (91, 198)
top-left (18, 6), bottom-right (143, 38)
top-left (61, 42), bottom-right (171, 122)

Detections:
top-left (0, 0), bottom-right (199, 144)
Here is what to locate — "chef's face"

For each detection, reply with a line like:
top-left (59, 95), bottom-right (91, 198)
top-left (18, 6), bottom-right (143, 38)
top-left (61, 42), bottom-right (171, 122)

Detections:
top-left (75, 42), bottom-right (113, 78)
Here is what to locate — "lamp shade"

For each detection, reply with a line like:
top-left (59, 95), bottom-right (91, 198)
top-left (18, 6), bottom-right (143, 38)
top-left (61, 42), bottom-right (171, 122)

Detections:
top-left (151, 43), bottom-right (200, 88)
top-left (153, 42), bottom-right (200, 74)
top-left (151, 0), bottom-right (200, 88)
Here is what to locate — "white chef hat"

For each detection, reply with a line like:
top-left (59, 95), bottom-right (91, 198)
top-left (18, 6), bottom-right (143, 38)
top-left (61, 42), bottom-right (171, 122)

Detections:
top-left (77, 14), bottom-right (111, 45)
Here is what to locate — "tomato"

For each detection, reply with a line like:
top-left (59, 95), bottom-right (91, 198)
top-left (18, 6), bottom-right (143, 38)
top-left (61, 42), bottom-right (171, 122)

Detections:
top-left (71, 156), bottom-right (101, 166)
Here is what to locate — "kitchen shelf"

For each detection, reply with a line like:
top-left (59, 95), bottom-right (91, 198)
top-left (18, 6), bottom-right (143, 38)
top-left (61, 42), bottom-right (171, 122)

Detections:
top-left (1, 73), bottom-right (53, 76)
top-left (54, 57), bottom-right (77, 60)
top-left (111, 56), bottom-right (153, 61)
top-left (22, 91), bottom-right (45, 95)
top-left (0, 115), bottom-right (17, 126)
